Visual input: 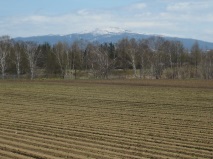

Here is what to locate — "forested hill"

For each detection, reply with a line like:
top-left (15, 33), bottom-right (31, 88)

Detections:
top-left (14, 30), bottom-right (213, 50)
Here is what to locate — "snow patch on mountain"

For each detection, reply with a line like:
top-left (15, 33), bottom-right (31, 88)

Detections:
top-left (80, 27), bottom-right (130, 35)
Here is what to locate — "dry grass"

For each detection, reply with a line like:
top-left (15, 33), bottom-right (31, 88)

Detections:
top-left (0, 79), bottom-right (212, 158)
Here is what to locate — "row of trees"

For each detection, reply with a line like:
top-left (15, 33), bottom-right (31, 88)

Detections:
top-left (0, 35), bottom-right (212, 79)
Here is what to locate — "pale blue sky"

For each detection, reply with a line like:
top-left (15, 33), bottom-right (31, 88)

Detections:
top-left (0, 0), bottom-right (213, 42)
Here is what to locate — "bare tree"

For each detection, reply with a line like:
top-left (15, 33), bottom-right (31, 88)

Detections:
top-left (201, 50), bottom-right (213, 79)
top-left (0, 36), bottom-right (11, 79)
top-left (147, 36), bottom-right (165, 79)
top-left (85, 42), bottom-right (117, 79)
top-left (191, 41), bottom-right (201, 77)
top-left (138, 40), bottom-right (150, 79)
top-left (160, 40), bottom-right (174, 78)
top-left (25, 42), bottom-right (40, 80)
top-left (53, 42), bottom-right (70, 78)
top-left (173, 41), bottom-right (185, 78)
top-left (13, 42), bottom-right (24, 78)
top-left (70, 41), bottom-right (84, 79)
top-left (117, 38), bottom-right (138, 78)
top-left (128, 39), bottom-right (138, 78)
top-left (207, 50), bottom-right (213, 79)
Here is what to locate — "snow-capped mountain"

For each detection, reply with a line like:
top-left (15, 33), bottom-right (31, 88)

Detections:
top-left (14, 28), bottom-right (213, 50)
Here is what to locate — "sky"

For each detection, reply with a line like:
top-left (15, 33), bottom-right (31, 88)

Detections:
top-left (0, 0), bottom-right (213, 42)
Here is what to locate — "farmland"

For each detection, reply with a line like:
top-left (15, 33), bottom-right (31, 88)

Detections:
top-left (0, 79), bottom-right (212, 159)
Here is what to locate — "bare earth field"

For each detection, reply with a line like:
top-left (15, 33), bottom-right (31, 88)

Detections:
top-left (0, 79), bottom-right (212, 159)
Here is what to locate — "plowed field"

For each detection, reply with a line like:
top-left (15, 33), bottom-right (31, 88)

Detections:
top-left (0, 80), bottom-right (212, 159)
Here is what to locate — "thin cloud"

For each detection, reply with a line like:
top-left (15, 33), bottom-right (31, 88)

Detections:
top-left (167, 2), bottom-right (191, 11)
top-left (167, 1), bottom-right (210, 11)
top-left (129, 3), bottom-right (147, 10)
top-left (0, 0), bottom-right (213, 42)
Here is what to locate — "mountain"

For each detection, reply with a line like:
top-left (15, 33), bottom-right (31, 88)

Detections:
top-left (14, 28), bottom-right (213, 50)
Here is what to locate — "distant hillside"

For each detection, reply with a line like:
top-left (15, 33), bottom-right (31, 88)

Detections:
top-left (14, 29), bottom-right (213, 50)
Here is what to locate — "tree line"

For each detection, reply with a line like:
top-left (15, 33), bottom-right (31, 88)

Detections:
top-left (0, 35), bottom-right (212, 80)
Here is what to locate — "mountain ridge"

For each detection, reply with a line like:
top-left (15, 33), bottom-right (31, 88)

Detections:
top-left (14, 29), bottom-right (213, 50)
